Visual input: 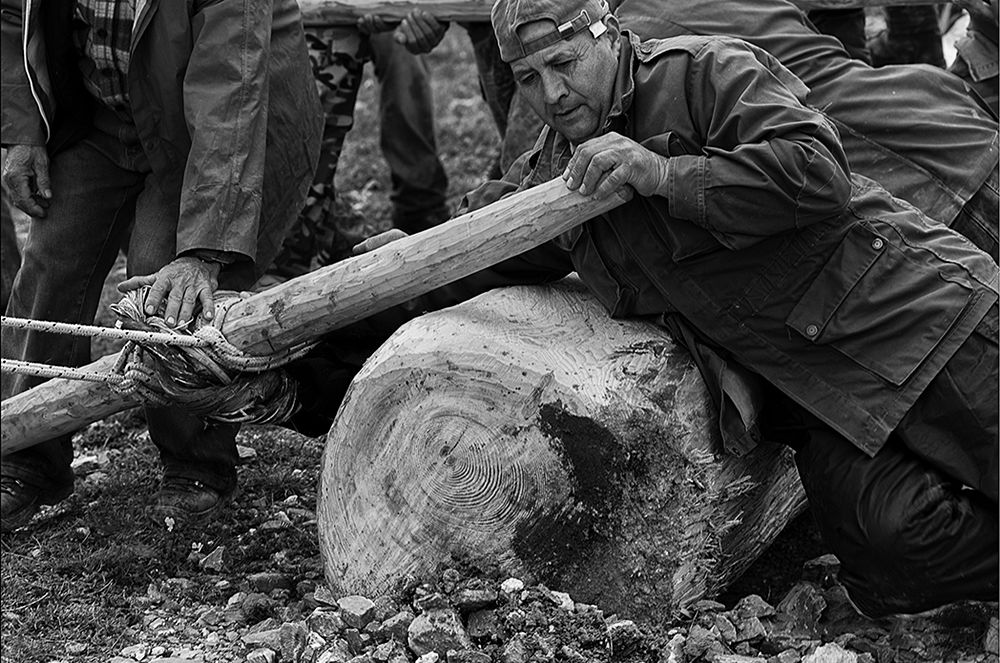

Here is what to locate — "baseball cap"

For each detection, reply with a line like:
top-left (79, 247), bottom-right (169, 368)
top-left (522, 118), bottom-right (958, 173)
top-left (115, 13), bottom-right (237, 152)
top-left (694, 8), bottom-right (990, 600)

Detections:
top-left (491, 0), bottom-right (611, 62)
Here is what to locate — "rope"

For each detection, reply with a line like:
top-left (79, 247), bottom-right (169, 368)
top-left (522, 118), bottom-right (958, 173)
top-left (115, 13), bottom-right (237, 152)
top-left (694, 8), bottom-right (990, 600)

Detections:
top-left (1, 316), bottom-right (212, 347)
top-left (1, 287), bottom-right (318, 425)
top-left (0, 358), bottom-right (128, 384)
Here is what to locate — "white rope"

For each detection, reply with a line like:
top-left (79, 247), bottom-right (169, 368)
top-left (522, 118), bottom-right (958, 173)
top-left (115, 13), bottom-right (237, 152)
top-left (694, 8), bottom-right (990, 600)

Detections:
top-left (1, 315), bottom-right (211, 347)
top-left (0, 358), bottom-right (127, 384)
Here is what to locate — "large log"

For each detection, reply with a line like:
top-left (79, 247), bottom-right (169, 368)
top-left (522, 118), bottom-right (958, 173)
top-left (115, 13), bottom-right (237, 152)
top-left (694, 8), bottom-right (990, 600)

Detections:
top-left (298, 0), bottom-right (937, 26)
top-left (318, 278), bottom-right (808, 619)
top-left (2, 180), bottom-right (626, 455)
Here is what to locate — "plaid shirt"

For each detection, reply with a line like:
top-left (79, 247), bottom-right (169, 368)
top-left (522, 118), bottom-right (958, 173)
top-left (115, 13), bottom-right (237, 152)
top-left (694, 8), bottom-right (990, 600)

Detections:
top-left (74, 0), bottom-right (135, 110)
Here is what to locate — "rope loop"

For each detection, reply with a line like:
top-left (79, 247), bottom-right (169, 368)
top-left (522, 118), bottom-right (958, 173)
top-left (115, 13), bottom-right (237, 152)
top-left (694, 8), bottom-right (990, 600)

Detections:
top-left (2, 287), bottom-right (317, 425)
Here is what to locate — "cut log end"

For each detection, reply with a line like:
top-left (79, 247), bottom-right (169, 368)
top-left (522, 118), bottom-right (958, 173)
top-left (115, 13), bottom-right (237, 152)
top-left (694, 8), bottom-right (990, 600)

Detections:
top-left (318, 280), bottom-right (807, 619)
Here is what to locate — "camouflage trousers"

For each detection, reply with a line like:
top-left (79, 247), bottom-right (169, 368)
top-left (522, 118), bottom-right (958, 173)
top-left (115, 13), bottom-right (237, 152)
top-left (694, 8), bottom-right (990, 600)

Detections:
top-left (268, 27), bottom-right (449, 281)
top-left (267, 25), bottom-right (544, 282)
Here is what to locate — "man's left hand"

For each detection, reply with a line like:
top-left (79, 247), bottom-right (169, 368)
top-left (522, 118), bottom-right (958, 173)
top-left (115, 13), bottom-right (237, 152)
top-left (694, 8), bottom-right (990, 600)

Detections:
top-left (563, 132), bottom-right (669, 200)
top-left (117, 256), bottom-right (221, 326)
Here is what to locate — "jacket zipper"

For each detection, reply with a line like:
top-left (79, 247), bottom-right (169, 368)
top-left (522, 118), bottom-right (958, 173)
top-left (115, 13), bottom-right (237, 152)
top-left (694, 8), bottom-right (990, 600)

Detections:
top-left (21, 0), bottom-right (51, 141)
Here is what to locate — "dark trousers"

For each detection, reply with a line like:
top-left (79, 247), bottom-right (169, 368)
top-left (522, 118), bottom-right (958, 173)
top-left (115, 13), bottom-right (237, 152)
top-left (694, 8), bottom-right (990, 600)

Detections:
top-left (1, 106), bottom-right (240, 497)
top-left (765, 305), bottom-right (999, 616)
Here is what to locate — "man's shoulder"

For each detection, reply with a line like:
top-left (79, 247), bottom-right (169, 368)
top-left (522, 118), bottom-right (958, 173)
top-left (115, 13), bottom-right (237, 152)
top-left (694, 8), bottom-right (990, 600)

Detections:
top-left (626, 31), bottom-right (808, 98)
top-left (627, 31), bottom-right (773, 66)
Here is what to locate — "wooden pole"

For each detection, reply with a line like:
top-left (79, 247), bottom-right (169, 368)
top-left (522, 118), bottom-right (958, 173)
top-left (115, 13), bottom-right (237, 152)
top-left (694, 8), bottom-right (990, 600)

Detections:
top-left (1, 180), bottom-right (627, 455)
top-left (298, 0), bottom-right (942, 26)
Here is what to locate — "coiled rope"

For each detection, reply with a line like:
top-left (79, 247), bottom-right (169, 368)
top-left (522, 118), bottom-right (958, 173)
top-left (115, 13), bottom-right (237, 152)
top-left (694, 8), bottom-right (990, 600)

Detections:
top-left (1, 288), bottom-right (317, 425)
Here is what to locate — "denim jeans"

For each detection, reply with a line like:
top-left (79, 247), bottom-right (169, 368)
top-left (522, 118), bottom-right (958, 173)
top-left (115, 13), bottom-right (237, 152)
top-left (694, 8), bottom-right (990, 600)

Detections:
top-left (1, 105), bottom-right (240, 497)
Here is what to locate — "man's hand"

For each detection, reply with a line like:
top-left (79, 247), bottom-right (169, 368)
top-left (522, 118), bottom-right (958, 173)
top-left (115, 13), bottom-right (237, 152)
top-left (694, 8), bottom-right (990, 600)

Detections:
top-left (352, 229), bottom-right (409, 255)
top-left (117, 256), bottom-right (221, 327)
top-left (357, 10), bottom-right (446, 54)
top-left (563, 132), bottom-right (670, 200)
top-left (398, 10), bottom-right (448, 54)
top-left (2, 145), bottom-right (52, 217)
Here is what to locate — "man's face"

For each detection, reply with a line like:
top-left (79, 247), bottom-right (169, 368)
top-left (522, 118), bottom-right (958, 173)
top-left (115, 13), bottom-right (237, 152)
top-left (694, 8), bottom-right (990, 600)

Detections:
top-left (509, 20), bottom-right (619, 143)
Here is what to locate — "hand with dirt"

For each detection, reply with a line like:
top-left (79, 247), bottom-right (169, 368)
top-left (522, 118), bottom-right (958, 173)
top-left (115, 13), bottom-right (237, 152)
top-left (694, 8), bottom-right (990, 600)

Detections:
top-left (2, 144), bottom-right (52, 218)
top-left (563, 132), bottom-right (670, 200)
top-left (117, 256), bottom-right (221, 326)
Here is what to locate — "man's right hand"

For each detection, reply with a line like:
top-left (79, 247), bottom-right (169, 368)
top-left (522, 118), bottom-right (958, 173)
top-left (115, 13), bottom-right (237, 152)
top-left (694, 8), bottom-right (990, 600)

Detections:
top-left (392, 10), bottom-right (447, 54)
top-left (1, 144), bottom-right (52, 218)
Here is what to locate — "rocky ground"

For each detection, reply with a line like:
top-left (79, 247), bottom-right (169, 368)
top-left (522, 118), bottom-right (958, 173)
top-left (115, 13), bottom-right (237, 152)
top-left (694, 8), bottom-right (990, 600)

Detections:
top-left (96, 555), bottom-right (1000, 663)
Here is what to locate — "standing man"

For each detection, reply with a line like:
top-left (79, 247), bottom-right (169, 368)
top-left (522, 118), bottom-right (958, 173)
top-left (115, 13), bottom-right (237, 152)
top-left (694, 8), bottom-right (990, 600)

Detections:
top-left (0, 0), bottom-right (322, 531)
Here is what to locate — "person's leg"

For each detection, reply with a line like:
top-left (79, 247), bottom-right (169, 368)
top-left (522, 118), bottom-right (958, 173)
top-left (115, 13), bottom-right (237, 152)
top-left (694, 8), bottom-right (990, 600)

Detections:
top-left (369, 31), bottom-right (450, 234)
top-left (1, 131), bottom-right (141, 530)
top-left (1, 188), bottom-right (20, 311)
top-left (894, 304), bottom-right (999, 503)
top-left (264, 27), bottom-right (368, 282)
top-left (794, 427), bottom-right (998, 617)
top-left (807, 9), bottom-right (871, 63)
top-left (869, 6), bottom-right (945, 68)
top-left (761, 325), bottom-right (999, 619)
top-left (126, 171), bottom-right (243, 522)
top-left (464, 23), bottom-right (543, 176)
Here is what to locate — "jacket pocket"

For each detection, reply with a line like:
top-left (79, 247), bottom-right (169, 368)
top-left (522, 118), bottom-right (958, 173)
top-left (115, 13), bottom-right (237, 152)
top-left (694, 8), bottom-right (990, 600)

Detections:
top-left (786, 222), bottom-right (973, 386)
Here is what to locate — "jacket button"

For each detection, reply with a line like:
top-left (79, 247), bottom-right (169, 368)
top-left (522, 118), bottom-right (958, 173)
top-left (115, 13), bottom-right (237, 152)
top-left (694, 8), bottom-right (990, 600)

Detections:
top-left (805, 324), bottom-right (819, 337)
top-left (871, 238), bottom-right (884, 250)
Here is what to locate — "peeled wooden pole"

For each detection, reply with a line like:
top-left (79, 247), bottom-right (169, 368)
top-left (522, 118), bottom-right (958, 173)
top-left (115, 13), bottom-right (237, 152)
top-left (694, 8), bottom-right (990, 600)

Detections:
top-left (297, 0), bottom-right (932, 26)
top-left (318, 279), bottom-right (808, 618)
top-left (1, 180), bottom-right (626, 456)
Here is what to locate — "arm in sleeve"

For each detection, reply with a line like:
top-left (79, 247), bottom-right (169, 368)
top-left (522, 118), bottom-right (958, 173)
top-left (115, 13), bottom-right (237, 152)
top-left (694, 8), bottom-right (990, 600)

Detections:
top-left (176, 0), bottom-right (275, 263)
top-left (661, 39), bottom-right (852, 247)
top-left (1, 0), bottom-right (46, 147)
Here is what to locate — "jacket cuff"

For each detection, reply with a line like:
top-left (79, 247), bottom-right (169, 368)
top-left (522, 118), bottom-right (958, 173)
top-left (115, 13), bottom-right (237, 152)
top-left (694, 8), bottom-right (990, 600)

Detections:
top-left (1, 83), bottom-right (47, 147)
top-left (667, 154), bottom-right (707, 226)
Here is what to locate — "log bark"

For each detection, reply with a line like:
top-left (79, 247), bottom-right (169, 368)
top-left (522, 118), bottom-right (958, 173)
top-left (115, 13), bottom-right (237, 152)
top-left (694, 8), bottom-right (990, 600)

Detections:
top-left (317, 278), bottom-right (808, 619)
top-left (1, 180), bottom-right (625, 455)
top-left (298, 0), bottom-right (934, 26)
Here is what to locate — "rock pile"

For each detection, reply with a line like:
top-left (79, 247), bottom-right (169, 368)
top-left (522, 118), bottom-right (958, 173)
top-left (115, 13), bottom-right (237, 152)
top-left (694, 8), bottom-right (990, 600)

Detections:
top-left (105, 555), bottom-right (997, 663)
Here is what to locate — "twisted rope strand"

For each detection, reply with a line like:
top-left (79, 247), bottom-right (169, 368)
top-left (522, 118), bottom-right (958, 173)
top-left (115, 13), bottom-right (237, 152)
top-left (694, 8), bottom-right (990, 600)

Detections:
top-left (1, 315), bottom-right (212, 347)
top-left (3, 288), bottom-right (317, 425)
top-left (0, 358), bottom-right (128, 384)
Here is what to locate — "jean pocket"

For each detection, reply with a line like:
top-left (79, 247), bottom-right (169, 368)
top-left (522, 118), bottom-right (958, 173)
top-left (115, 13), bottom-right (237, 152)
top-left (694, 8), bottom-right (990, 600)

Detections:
top-left (786, 222), bottom-right (973, 386)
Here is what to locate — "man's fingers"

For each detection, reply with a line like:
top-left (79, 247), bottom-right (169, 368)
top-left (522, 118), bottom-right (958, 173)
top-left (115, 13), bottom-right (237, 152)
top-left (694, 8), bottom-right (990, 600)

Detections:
top-left (563, 147), bottom-right (594, 191)
top-left (163, 286), bottom-right (186, 327)
top-left (144, 277), bottom-right (171, 316)
top-left (33, 155), bottom-right (52, 199)
top-left (199, 287), bottom-right (215, 321)
top-left (117, 274), bottom-right (157, 293)
top-left (395, 21), bottom-right (421, 50)
top-left (9, 178), bottom-right (44, 217)
top-left (352, 229), bottom-right (409, 254)
top-left (177, 289), bottom-right (200, 327)
top-left (579, 151), bottom-right (617, 196)
top-left (594, 162), bottom-right (632, 200)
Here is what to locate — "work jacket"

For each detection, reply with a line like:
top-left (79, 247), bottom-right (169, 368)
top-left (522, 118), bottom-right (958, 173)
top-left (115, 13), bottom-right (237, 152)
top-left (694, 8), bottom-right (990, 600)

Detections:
top-left (457, 34), bottom-right (999, 457)
top-left (0, 0), bottom-right (322, 280)
top-left (614, 0), bottom-right (999, 228)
